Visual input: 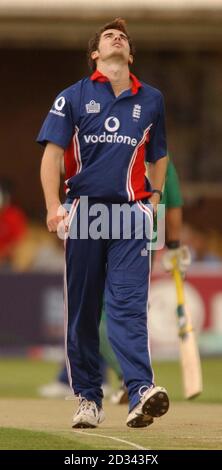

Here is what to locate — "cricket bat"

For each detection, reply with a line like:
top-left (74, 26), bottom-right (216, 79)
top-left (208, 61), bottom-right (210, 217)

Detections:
top-left (172, 263), bottom-right (203, 399)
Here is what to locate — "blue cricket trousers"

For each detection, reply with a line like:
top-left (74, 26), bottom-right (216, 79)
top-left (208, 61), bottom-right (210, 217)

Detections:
top-left (64, 198), bottom-right (154, 411)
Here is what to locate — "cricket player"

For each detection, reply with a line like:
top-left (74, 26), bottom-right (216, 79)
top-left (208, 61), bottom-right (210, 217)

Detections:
top-left (38, 159), bottom-right (190, 404)
top-left (37, 18), bottom-right (169, 428)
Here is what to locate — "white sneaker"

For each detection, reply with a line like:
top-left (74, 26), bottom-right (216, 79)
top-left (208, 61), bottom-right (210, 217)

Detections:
top-left (38, 381), bottom-right (72, 398)
top-left (72, 398), bottom-right (105, 428)
top-left (110, 385), bottom-right (128, 405)
top-left (126, 386), bottom-right (169, 428)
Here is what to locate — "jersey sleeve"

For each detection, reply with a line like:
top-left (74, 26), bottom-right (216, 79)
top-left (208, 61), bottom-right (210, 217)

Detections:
top-left (146, 93), bottom-right (167, 163)
top-left (36, 90), bottom-right (76, 149)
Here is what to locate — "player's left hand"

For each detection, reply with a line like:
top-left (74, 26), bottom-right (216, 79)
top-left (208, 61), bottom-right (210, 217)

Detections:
top-left (149, 193), bottom-right (161, 216)
top-left (162, 245), bottom-right (191, 274)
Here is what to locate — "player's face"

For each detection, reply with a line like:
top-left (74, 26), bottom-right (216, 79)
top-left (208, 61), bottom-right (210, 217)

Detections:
top-left (92, 29), bottom-right (133, 65)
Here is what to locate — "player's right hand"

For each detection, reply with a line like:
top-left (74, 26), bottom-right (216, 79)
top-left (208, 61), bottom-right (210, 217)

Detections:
top-left (47, 203), bottom-right (68, 233)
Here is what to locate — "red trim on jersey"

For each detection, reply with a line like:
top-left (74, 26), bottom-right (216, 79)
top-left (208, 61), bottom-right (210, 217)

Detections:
top-left (130, 143), bottom-right (152, 200)
top-left (64, 128), bottom-right (82, 193)
top-left (130, 73), bottom-right (142, 95)
top-left (90, 70), bottom-right (109, 82)
top-left (128, 128), bottom-right (152, 201)
top-left (90, 70), bottom-right (142, 94)
top-left (64, 140), bottom-right (77, 193)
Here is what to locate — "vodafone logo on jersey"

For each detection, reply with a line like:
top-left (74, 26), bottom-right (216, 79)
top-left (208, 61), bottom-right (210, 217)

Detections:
top-left (50, 96), bottom-right (66, 117)
top-left (83, 116), bottom-right (137, 147)
top-left (104, 116), bottom-right (120, 132)
top-left (55, 97), bottom-right (65, 111)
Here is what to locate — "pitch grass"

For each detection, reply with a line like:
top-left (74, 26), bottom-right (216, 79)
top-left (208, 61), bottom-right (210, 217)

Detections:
top-left (1, 400), bottom-right (222, 450)
top-left (0, 428), bottom-right (93, 450)
top-left (0, 357), bottom-right (222, 402)
top-left (0, 357), bottom-right (222, 450)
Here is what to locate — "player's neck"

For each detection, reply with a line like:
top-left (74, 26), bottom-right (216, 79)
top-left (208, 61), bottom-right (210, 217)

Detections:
top-left (97, 62), bottom-right (131, 97)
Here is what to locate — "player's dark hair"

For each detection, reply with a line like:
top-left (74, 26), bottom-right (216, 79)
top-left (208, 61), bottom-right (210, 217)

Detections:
top-left (87, 18), bottom-right (135, 72)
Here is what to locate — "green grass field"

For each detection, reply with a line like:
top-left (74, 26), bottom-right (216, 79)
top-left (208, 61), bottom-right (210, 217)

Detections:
top-left (1, 357), bottom-right (221, 402)
top-left (0, 358), bottom-right (222, 450)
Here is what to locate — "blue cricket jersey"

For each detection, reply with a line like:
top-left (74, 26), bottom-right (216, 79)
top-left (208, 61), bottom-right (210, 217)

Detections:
top-left (37, 70), bottom-right (167, 203)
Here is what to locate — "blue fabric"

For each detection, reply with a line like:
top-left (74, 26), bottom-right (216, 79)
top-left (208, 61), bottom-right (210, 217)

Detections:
top-left (57, 357), bottom-right (108, 385)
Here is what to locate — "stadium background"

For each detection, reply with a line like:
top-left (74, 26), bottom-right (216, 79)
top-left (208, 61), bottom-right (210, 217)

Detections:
top-left (0, 0), bottom-right (222, 451)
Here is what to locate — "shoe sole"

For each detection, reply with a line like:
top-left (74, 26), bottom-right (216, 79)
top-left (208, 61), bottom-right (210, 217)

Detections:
top-left (72, 414), bottom-right (105, 429)
top-left (142, 390), bottom-right (169, 418)
top-left (126, 414), bottom-right (154, 428)
top-left (72, 422), bottom-right (97, 429)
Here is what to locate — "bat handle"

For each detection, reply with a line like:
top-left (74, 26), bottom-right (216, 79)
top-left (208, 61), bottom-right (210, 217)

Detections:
top-left (172, 257), bottom-right (185, 305)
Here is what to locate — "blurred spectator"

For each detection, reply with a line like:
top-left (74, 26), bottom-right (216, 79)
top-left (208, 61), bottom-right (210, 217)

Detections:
top-left (0, 178), bottom-right (63, 272)
top-left (12, 222), bottom-right (64, 272)
top-left (182, 224), bottom-right (222, 264)
top-left (0, 178), bottom-right (28, 269)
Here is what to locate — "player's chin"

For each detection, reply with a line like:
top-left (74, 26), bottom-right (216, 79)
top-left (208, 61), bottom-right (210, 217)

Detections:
top-left (109, 50), bottom-right (128, 61)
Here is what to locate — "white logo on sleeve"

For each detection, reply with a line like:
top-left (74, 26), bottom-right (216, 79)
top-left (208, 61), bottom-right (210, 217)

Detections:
top-left (104, 117), bottom-right (120, 132)
top-left (55, 96), bottom-right (65, 111)
top-left (50, 96), bottom-right (66, 117)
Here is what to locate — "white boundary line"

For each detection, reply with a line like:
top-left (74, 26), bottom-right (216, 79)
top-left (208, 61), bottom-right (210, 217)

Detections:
top-left (72, 430), bottom-right (149, 450)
